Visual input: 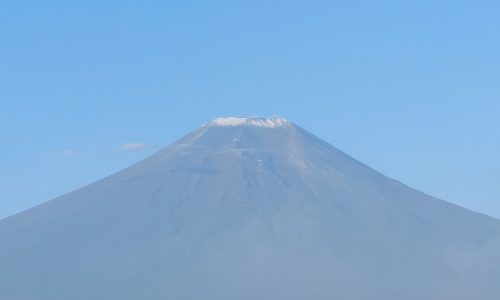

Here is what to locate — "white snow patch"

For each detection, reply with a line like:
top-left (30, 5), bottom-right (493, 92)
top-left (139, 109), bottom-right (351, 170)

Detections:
top-left (206, 117), bottom-right (290, 128)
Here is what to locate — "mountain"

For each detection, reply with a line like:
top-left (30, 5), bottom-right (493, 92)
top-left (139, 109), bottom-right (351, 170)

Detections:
top-left (1, 117), bottom-right (499, 300)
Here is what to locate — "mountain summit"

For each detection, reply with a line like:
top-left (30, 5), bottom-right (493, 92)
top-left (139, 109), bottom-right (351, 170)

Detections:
top-left (206, 116), bottom-right (290, 127)
top-left (1, 117), bottom-right (499, 300)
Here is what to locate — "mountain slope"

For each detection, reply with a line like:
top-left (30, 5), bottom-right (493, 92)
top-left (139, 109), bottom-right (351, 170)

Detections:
top-left (1, 117), bottom-right (499, 300)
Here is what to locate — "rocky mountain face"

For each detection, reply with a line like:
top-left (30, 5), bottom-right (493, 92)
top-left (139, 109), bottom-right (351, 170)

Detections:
top-left (1, 117), bottom-right (499, 300)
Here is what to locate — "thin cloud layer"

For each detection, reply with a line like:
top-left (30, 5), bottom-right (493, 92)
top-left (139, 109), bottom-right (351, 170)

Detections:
top-left (120, 143), bottom-right (148, 151)
top-left (63, 149), bottom-right (74, 157)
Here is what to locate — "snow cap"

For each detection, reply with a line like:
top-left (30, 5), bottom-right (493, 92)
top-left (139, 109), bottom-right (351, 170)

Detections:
top-left (206, 117), bottom-right (290, 128)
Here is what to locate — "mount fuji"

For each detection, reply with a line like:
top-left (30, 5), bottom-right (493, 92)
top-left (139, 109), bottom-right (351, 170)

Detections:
top-left (1, 117), bottom-right (499, 299)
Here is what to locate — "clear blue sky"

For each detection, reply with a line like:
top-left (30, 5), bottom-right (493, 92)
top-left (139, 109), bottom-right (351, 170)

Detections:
top-left (1, 0), bottom-right (499, 220)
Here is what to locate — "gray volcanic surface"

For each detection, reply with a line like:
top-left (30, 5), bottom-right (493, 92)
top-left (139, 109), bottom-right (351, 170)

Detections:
top-left (1, 117), bottom-right (499, 299)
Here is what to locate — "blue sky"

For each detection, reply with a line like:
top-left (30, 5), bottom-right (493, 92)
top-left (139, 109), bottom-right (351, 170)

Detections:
top-left (0, 0), bottom-right (499, 220)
